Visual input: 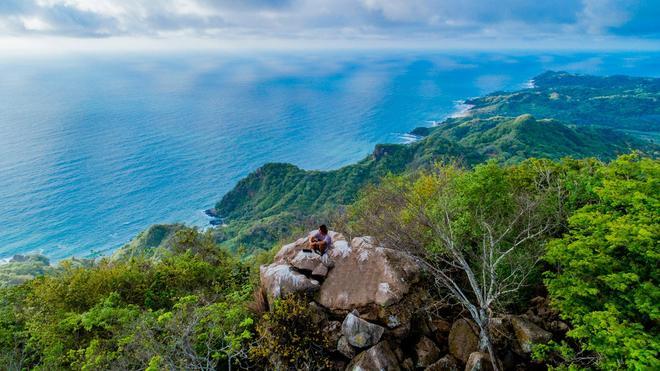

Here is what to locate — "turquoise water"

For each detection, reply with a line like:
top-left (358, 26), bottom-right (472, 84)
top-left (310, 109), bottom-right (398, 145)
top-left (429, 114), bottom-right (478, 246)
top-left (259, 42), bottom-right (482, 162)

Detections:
top-left (1, 51), bottom-right (659, 260)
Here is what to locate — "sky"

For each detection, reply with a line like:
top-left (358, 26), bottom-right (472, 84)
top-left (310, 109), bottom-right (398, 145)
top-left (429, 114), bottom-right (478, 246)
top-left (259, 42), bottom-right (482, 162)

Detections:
top-left (0, 0), bottom-right (659, 53)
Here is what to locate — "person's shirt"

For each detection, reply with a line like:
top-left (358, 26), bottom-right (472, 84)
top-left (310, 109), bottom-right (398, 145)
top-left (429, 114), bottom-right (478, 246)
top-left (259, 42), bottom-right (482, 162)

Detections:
top-left (313, 232), bottom-right (332, 249)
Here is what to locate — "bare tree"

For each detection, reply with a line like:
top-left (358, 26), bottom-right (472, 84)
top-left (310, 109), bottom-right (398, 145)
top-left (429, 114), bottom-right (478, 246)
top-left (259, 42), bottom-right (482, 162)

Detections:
top-left (351, 163), bottom-right (562, 370)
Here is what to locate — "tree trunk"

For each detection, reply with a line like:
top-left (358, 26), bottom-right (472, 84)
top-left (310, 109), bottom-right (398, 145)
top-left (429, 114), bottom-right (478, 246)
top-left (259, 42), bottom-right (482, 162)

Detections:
top-left (477, 309), bottom-right (499, 371)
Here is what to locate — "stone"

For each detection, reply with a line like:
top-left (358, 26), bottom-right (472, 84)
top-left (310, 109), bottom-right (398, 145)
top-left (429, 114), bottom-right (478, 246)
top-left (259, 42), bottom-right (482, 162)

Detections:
top-left (433, 319), bottom-right (452, 334)
top-left (318, 238), bottom-right (420, 310)
top-left (401, 358), bottom-right (415, 371)
top-left (448, 319), bottom-right (479, 363)
top-left (351, 236), bottom-right (377, 249)
top-left (425, 354), bottom-right (459, 371)
top-left (311, 263), bottom-right (328, 279)
top-left (346, 341), bottom-right (401, 371)
top-left (389, 319), bottom-right (412, 339)
top-left (415, 336), bottom-right (441, 367)
top-left (510, 316), bottom-right (553, 354)
top-left (290, 250), bottom-right (322, 272)
top-left (342, 311), bottom-right (386, 348)
top-left (259, 263), bottom-right (319, 301)
top-left (488, 317), bottom-right (512, 348)
top-left (465, 352), bottom-right (494, 371)
top-left (337, 336), bottom-right (356, 359)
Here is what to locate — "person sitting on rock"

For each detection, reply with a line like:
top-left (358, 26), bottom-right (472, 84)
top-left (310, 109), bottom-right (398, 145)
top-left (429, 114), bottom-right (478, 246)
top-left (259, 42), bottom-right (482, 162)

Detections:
top-left (309, 224), bottom-right (332, 255)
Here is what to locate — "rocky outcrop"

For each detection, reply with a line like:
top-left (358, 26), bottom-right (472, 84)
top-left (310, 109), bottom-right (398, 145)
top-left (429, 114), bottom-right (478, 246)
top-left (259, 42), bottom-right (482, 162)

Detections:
top-left (346, 341), bottom-right (401, 371)
top-left (258, 232), bottom-right (560, 371)
top-left (448, 318), bottom-right (480, 363)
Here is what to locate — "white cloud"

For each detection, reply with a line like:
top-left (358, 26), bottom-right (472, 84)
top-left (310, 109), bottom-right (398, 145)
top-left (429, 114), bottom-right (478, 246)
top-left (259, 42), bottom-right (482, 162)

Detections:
top-left (0, 0), bottom-right (657, 51)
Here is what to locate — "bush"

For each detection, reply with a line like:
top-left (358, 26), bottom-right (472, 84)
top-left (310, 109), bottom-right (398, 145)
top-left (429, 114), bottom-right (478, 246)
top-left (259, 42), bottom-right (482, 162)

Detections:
top-left (249, 294), bottom-right (331, 370)
top-left (544, 154), bottom-right (660, 369)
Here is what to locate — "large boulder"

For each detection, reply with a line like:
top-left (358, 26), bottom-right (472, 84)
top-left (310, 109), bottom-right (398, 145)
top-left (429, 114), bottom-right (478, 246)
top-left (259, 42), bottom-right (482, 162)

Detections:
top-left (415, 336), bottom-right (441, 367)
top-left (448, 319), bottom-right (480, 363)
top-left (465, 352), bottom-right (494, 371)
top-left (342, 311), bottom-right (386, 348)
top-left (318, 236), bottom-right (420, 311)
top-left (510, 316), bottom-right (552, 354)
top-left (346, 341), bottom-right (401, 371)
top-left (259, 263), bottom-right (319, 300)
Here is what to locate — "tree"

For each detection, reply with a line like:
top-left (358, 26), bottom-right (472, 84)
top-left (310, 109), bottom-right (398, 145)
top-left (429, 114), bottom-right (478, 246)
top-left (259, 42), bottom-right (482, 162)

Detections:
top-left (350, 161), bottom-right (565, 369)
top-left (544, 154), bottom-right (659, 369)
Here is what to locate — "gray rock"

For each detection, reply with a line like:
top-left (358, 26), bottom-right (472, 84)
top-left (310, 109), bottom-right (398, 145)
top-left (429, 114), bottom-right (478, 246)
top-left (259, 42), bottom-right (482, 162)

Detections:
top-left (346, 341), bottom-right (401, 371)
top-left (337, 336), bottom-right (356, 359)
top-left (290, 250), bottom-right (322, 272)
top-left (465, 352), bottom-right (494, 371)
top-left (510, 316), bottom-right (552, 354)
top-left (311, 263), bottom-right (328, 279)
top-left (448, 318), bottom-right (479, 363)
top-left (259, 263), bottom-right (319, 301)
top-left (415, 336), bottom-right (441, 367)
top-left (425, 354), bottom-right (459, 371)
top-left (342, 311), bottom-right (386, 348)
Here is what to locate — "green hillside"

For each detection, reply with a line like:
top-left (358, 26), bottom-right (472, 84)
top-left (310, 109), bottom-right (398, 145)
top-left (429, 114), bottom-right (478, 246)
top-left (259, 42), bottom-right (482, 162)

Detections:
top-left (466, 71), bottom-right (660, 132)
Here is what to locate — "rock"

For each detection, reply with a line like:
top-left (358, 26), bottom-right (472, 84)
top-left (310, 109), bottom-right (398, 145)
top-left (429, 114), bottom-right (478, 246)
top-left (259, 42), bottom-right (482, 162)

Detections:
top-left (318, 237), bottom-right (420, 310)
top-left (346, 341), bottom-right (401, 371)
top-left (549, 320), bottom-right (569, 333)
top-left (448, 319), bottom-right (479, 363)
top-left (433, 319), bottom-right (452, 334)
top-left (465, 352), bottom-right (494, 371)
top-left (415, 336), bottom-right (441, 367)
top-left (351, 236), bottom-right (377, 249)
top-left (488, 317), bottom-right (512, 348)
top-left (425, 354), bottom-right (459, 371)
top-left (311, 263), bottom-right (328, 279)
top-left (387, 315), bottom-right (401, 328)
top-left (290, 250), bottom-right (322, 272)
top-left (259, 263), bottom-right (319, 300)
top-left (342, 311), bottom-right (385, 348)
top-left (337, 336), bottom-right (356, 359)
top-left (389, 319), bottom-right (411, 339)
top-left (401, 358), bottom-right (415, 371)
top-left (510, 316), bottom-right (552, 354)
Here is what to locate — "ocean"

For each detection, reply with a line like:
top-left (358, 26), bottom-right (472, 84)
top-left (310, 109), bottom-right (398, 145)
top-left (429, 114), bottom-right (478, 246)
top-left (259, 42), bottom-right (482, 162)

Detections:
top-left (1, 51), bottom-right (659, 261)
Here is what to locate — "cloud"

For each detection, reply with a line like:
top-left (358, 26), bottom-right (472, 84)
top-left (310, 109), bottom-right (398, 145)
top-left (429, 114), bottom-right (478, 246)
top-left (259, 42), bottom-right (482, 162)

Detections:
top-left (0, 0), bottom-right (658, 47)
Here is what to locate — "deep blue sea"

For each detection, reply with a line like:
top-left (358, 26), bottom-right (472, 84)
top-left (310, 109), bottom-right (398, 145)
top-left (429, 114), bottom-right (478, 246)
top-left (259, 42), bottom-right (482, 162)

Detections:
top-left (1, 51), bottom-right (659, 261)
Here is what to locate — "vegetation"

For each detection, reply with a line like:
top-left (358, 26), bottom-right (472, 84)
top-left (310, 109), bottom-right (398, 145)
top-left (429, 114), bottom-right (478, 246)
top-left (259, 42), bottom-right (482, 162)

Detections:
top-left (542, 154), bottom-right (659, 369)
top-left (467, 71), bottom-right (660, 132)
top-left (0, 229), bottom-right (255, 370)
top-left (249, 295), bottom-right (332, 370)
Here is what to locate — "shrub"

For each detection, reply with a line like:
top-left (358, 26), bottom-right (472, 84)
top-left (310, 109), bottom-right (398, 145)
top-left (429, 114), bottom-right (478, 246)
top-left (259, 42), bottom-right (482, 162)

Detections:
top-left (544, 154), bottom-right (660, 369)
